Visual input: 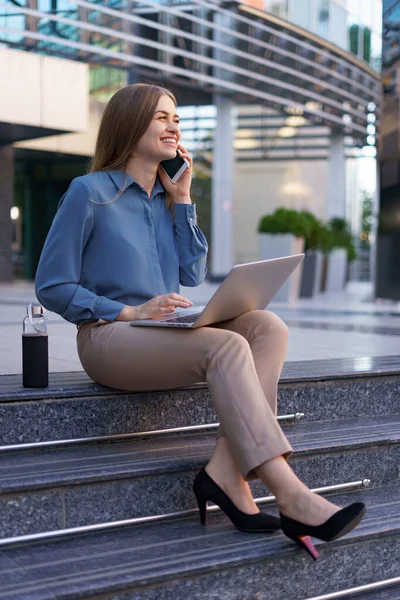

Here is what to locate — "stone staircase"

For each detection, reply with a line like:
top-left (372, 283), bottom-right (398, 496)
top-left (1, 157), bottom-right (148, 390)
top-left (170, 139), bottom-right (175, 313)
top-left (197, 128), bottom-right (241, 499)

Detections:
top-left (0, 356), bottom-right (399, 599)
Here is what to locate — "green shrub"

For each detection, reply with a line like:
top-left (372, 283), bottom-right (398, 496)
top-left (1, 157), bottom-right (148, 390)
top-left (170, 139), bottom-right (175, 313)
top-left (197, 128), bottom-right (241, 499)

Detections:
top-left (258, 208), bottom-right (311, 238)
top-left (257, 209), bottom-right (356, 262)
top-left (318, 224), bottom-right (335, 254)
top-left (300, 211), bottom-right (324, 251)
top-left (328, 217), bottom-right (356, 261)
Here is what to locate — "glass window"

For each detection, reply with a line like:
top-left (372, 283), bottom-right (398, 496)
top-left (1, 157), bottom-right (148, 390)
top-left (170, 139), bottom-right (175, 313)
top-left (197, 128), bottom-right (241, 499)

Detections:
top-left (347, 0), bottom-right (360, 18)
top-left (363, 25), bottom-right (372, 62)
top-left (371, 31), bottom-right (382, 70)
top-left (265, 0), bottom-right (288, 19)
top-left (289, 0), bottom-right (311, 30)
top-left (358, 0), bottom-right (373, 28)
top-left (348, 14), bottom-right (362, 57)
top-left (316, 0), bottom-right (330, 38)
top-left (0, 5), bottom-right (25, 45)
top-left (37, 0), bottom-right (51, 10)
top-left (372, 0), bottom-right (383, 35)
top-left (331, 3), bottom-right (347, 48)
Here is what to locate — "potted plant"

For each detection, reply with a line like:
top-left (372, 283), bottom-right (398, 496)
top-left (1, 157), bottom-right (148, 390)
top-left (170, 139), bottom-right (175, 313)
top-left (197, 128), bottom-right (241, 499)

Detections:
top-left (318, 224), bottom-right (334, 292)
top-left (257, 208), bottom-right (310, 301)
top-left (325, 218), bottom-right (356, 291)
top-left (299, 211), bottom-right (325, 298)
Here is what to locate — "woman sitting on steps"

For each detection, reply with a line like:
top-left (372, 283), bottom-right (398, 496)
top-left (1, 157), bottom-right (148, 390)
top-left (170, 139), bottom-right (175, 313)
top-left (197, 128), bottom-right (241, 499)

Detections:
top-left (35, 82), bottom-right (365, 560)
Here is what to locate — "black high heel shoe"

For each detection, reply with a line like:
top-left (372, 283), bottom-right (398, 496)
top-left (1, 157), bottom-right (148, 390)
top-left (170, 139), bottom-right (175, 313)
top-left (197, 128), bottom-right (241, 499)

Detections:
top-left (193, 468), bottom-right (280, 533)
top-left (280, 502), bottom-right (366, 560)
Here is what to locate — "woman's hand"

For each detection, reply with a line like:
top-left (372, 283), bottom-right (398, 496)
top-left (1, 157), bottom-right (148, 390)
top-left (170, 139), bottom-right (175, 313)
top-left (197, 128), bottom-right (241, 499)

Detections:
top-left (116, 293), bottom-right (193, 322)
top-left (157, 144), bottom-right (193, 204)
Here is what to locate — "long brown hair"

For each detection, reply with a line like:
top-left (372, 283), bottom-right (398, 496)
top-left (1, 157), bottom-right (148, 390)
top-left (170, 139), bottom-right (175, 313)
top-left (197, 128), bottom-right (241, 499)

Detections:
top-left (89, 83), bottom-right (177, 208)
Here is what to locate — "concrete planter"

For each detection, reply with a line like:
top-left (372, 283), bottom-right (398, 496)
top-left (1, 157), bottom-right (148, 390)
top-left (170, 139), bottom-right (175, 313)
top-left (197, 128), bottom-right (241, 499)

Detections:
top-left (325, 248), bottom-right (348, 291)
top-left (259, 233), bottom-right (305, 302)
top-left (300, 250), bottom-right (324, 298)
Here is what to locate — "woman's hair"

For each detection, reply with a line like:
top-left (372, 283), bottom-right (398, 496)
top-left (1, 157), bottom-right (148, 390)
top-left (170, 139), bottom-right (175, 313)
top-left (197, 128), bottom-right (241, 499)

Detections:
top-left (89, 83), bottom-right (177, 207)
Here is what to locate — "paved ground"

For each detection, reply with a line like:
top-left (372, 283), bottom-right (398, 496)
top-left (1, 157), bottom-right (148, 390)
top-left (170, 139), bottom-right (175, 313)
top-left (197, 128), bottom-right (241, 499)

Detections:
top-left (1, 280), bottom-right (400, 376)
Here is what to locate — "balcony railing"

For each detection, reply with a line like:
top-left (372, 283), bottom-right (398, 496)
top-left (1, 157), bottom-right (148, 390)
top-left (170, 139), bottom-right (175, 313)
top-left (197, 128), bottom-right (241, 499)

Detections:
top-left (0, 0), bottom-right (381, 141)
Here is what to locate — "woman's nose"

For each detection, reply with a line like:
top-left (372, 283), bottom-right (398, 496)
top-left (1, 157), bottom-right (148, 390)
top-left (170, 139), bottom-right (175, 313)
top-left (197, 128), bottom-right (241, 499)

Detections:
top-left (167, 121), bottom-right (179, 134)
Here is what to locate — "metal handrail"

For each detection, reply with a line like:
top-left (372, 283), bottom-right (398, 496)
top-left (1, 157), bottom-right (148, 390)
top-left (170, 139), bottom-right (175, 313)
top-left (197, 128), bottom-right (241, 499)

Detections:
top-left (125, 0), bottom-right (379, 102)
top-left (304, 576), bottom-right (400, 600)
top-left (0, 0), bottom-right (379, 135)
top-left (1, 0), bottom-right (372, 125)
top-left (0, 413), bottom-right (304, 452)
top-left (0, 478), bottom-right (370, 549)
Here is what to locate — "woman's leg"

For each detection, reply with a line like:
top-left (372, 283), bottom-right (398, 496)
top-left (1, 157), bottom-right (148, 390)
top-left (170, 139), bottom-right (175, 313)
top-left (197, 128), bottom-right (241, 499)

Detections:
top-left (256, 456), bottom-right (340, 526)
top-left (77, 319), bottom-right (339, 526)
top-left (205, 311), bottom-right (289, 513)
top-left (207, 310), bottom-right (340, 525)
top-left (77, 319), bottom-right (291, 472)
top-left (215, 310), bottom-right (289, 419)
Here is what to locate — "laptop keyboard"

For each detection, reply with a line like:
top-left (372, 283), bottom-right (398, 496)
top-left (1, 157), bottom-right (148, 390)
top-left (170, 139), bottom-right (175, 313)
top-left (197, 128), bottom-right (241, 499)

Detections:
top-left (164, 312), bottom-right (201, 324)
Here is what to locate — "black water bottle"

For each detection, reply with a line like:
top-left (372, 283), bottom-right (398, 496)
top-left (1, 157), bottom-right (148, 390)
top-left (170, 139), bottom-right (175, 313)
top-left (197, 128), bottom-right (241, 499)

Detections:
top-left (22, 302), bottom-right (49, 388)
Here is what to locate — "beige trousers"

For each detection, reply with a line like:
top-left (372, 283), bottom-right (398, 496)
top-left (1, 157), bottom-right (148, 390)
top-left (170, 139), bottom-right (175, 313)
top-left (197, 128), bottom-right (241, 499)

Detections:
top-left (77, 310), bottom-right (292, 480)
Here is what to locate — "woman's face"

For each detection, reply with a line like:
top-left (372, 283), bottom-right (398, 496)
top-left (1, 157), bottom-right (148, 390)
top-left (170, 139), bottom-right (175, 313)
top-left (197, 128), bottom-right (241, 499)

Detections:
top-left (133, 94), bottom-right (181, 163)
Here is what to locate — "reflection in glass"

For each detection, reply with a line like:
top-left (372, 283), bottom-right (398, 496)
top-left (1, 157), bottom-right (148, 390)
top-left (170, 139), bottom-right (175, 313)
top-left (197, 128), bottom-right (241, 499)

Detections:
top-left (347, 0), bottom-right (360, 19)
top-left (348, 15), bottom-right (362, 57)
top-left (331, 3), bottom-right (347, 49)
top-left (316, 0), bottom-right (329, 39)
top-left (358, 0), bottom-right (373, 29)
top-left (372, 0), bottom-right (383, 36)
top-left (363, 26), bottom-right (372, 62)
top-left (371, 32), bottom-right (382, 71)
top-left (265, 0), bottom-right (288, 19)
top-left (290, 0), bottom-right (311, 30)
top-left (0, 4), bottom-right (25, 45)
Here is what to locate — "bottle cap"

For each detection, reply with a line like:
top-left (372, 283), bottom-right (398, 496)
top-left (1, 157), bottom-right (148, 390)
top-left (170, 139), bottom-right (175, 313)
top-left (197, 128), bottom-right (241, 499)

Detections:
top-left (26, 303), bottom-right (44, 316)
top-left (25, 302), bottom-right (48, 335)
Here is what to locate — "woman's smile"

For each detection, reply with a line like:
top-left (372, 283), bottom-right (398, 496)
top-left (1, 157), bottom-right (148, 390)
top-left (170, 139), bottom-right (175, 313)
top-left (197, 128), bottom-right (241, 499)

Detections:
top-left (160, 136), bottom-right (178, 148)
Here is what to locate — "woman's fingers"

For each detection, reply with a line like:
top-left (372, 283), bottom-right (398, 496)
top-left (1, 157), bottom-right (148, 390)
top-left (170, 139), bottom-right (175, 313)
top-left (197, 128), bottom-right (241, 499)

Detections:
top-left (177, 145), bottom-right (192, 167)
top-left (143, 293), bottom-right (193, 319)
top-left (160, 292), bottom-right (192, 307)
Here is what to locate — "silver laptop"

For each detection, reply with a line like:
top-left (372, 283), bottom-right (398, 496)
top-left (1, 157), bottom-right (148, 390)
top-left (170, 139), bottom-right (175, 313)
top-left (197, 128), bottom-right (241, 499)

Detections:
top-left (131, 254), bottom-right (304, 329)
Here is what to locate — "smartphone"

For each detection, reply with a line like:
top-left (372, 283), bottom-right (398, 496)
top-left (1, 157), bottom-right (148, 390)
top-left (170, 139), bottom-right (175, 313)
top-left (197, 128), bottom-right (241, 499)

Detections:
top-left (160, 153), bottom-right (190, 183)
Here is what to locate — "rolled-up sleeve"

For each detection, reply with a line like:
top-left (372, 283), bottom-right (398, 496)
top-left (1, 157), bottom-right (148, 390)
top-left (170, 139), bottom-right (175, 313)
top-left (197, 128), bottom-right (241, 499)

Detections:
top-left (173, 203), bottom-right (208, 286)
top-left (35, 179), bottom-right (125, 324)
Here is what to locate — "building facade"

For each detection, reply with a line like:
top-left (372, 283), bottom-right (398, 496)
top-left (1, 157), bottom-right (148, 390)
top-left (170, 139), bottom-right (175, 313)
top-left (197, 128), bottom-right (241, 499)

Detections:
top-left (0, 0), bottom-right (382, 280)
top-left (231, 0), bottom-right (382, 274)
top-left (376, 0), bottom-right (400, 299)
top-left (265, 1), bottom-right (382, 71)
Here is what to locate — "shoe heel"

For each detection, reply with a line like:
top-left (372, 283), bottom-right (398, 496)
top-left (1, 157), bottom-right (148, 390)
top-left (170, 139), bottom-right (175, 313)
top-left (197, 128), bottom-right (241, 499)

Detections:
top-left (194, 490), bottom-right (208, 525)
top-left (296, 535), bottom-right (319, 560)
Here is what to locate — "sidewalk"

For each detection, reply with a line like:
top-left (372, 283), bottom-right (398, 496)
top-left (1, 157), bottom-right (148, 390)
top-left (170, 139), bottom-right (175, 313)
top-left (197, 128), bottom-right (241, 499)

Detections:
top-left (1, 280), bottom-right (400, 376)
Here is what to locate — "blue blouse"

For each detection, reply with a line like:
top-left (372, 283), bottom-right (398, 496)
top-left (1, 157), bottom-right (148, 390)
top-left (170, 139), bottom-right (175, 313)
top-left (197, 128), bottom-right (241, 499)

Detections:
top-left (35, 170), bottom-right (208, 324)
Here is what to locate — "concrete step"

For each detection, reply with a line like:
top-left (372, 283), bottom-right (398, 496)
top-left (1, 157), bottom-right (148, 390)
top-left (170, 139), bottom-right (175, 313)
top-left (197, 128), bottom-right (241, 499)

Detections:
top-left (0, 484), bottom-right (398, 600)
top-left (0, 414), bottom-right (398, 538)
top-left (1, 356), bottom-right (400, 445)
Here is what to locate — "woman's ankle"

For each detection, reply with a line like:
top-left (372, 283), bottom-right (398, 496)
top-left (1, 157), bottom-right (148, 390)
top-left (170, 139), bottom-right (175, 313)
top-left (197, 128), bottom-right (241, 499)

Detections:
top-left (277, 487), bottom-right (340, 526)
top-left (204, 462), bottom-right (260, 514)
top-left (275, 485), bottom-right (307, 515)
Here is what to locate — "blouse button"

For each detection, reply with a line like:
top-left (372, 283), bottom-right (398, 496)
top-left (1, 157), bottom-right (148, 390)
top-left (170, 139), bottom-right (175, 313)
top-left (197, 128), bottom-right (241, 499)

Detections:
top-left (189, 217), bottom-right (193, 222)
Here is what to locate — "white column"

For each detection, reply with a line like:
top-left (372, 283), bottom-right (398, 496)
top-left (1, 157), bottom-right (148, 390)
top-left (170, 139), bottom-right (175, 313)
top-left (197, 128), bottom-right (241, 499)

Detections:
top-left (211, 94), bottom-right (236, 277)
top-left (327, 129), bottom-right (346, 219)
top-left (211, 10), bottom-right (235, 278)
